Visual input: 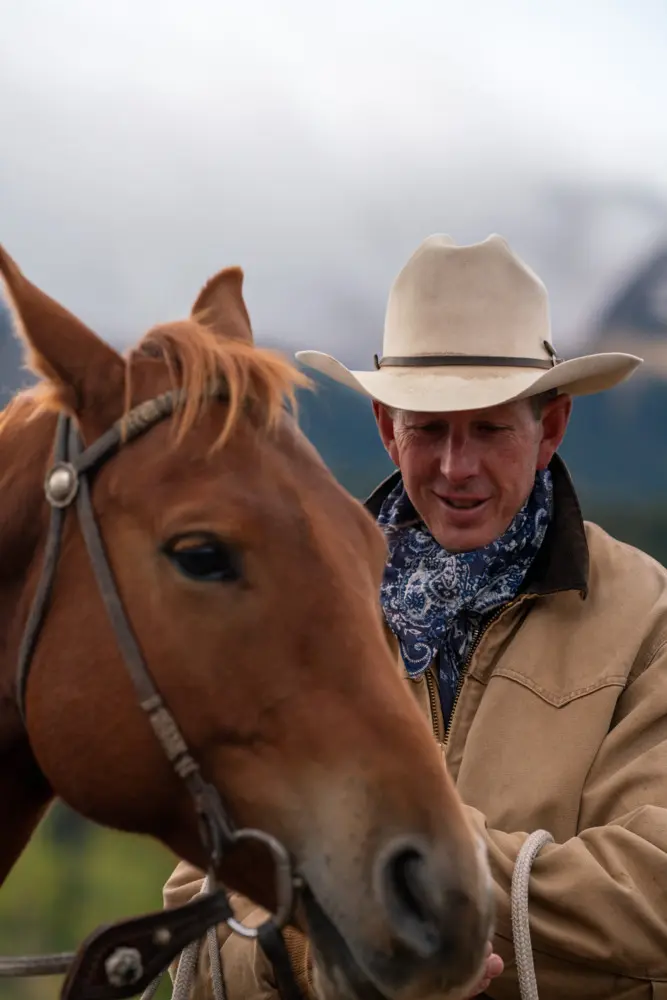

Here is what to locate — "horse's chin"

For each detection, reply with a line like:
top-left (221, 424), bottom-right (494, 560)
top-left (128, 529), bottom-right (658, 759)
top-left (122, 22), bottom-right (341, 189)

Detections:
top-left (300, 884), bottom-right (387, 1000)
top-left (299, 884), bottom-right (482, 1000)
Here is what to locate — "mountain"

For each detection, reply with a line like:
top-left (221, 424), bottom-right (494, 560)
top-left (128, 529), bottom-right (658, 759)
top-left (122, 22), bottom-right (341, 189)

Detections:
top-left (0, 298), bottom-right (30, 407)
top-left (590, 241), bottom-right (667, 377)
top-left (296, 372), bottom-right (393, 498)
top-left (2, 289), bottom-right (665, 521)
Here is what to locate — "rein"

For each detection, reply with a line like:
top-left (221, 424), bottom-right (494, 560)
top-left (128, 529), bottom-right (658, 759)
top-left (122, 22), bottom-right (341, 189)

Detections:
top-left (0, 390), bottom-right (306, 1000)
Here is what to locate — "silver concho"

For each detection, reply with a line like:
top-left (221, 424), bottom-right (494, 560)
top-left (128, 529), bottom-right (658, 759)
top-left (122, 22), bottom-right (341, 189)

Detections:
top-left (44, 462), bottom-right (79, 508)
top-left (104, 946), bottom-right (144, 988)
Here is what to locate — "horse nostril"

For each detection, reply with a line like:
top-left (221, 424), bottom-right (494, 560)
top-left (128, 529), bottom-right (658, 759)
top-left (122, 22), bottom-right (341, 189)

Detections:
top-left (376, 840), bottom-right (444, 959)
top-left (391, 849), bottom-right (433, 923)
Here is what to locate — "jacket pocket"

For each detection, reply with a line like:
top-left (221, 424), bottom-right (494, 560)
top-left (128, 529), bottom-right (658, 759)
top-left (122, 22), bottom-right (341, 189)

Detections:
top-left (489, 666), bottom-right (626, 708)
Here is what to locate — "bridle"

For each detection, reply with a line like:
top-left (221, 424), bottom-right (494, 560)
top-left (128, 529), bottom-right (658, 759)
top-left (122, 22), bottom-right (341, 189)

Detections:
top-left (0, 390), bottom-right (306, 1000)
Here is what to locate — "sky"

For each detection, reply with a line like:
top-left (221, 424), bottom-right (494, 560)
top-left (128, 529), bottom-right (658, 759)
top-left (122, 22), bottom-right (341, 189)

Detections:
top-left (1, 0), bottom-right (666, 366)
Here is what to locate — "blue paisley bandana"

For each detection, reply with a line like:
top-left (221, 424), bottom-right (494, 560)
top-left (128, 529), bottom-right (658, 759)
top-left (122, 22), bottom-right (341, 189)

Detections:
top-left (377, 470), bottom-right (553, 722)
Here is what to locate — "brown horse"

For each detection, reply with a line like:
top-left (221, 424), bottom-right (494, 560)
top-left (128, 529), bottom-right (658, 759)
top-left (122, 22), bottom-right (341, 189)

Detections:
top-left (0, 246), bottom-right (492, 1000)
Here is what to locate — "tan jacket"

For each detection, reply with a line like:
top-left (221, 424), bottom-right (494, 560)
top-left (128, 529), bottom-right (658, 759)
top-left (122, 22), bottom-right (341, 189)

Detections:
top-left (163, 457), bottom-right (667, 999)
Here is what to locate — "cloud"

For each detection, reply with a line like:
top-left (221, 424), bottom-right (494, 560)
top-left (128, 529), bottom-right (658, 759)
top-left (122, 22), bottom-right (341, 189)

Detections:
top-left (1, 0), bottom-right (666, 366)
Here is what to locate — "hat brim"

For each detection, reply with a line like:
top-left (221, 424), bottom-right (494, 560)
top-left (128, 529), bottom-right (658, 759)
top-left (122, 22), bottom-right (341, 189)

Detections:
top-left (295, 350), bottom-right (643, 413)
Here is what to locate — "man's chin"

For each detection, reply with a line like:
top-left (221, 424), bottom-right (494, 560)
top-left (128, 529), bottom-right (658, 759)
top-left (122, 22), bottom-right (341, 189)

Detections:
top-left (429, 520), bottom-right (500, 554)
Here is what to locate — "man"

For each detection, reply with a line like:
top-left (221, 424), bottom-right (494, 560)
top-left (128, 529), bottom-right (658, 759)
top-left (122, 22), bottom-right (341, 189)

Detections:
top-left (163, 235), bottom-right (667, 999)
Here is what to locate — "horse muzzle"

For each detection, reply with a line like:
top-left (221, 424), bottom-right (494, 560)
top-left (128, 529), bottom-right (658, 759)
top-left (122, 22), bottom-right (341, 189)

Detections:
top-left (299, 832), bottom-right (494, 1000)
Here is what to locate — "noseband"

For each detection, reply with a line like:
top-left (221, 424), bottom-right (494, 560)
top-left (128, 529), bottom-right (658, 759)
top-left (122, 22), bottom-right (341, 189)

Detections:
top-left (3, 391), bottom-right (305, 1000)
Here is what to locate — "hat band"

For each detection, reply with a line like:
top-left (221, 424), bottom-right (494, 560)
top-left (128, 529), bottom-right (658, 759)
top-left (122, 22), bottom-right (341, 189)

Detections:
top-left (373, 352), bottom-right (559, 370)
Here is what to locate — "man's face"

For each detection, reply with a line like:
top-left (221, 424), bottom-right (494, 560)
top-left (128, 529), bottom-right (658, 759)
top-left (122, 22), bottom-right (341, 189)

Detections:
top-left (374, 395), bottom-right (571, 552)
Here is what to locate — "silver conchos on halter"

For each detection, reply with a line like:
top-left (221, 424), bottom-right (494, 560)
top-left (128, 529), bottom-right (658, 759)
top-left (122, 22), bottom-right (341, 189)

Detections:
top-left (44, 462), bottom-right (79, 508)
top-left (104, 947), bottom-right (143, 988)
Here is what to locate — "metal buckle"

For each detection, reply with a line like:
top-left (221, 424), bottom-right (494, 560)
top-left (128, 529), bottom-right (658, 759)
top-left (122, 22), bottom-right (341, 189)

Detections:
top-left (543, 340), bottom-right (562, 366)
top-left (223, 829), bottom-right (297, 938)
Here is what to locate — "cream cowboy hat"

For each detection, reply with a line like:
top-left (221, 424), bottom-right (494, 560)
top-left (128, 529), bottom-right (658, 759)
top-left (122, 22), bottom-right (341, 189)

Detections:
top-left (296, 234), bottom-right (643, 412)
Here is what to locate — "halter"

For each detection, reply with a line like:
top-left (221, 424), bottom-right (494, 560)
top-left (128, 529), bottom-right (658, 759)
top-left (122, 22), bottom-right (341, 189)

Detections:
top-left (1, 390), bottom-right (306, 1000)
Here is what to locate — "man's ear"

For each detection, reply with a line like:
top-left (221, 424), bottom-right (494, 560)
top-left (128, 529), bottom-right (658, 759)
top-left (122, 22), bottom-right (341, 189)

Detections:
top-left (0, 246), bottom-right (126, 421)
top-left (373, 400), bottom-right (400, 467)
top-left (537, 393), bottom-right (572, 469)
top-left (191, 266), bottom-right (253, 345)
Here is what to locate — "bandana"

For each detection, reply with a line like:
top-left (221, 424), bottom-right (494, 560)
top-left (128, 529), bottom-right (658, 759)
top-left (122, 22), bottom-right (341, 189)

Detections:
top-left (377, 470), bottom-right (553, 721)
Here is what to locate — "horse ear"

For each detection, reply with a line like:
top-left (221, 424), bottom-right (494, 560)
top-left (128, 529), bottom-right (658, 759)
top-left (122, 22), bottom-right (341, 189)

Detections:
top-left (191, 266), bottom-right (254, 345)
top-left (0, 245), bottom-right (125, 415)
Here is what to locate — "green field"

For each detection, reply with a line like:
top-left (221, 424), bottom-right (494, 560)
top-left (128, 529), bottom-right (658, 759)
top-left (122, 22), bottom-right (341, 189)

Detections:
top-left (0, 805), bottom-right (177, 1000)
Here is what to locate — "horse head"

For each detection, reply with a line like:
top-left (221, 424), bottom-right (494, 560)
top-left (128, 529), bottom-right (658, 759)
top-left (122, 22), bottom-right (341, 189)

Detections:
top-left (0, 247), bottom-right (493, 1000)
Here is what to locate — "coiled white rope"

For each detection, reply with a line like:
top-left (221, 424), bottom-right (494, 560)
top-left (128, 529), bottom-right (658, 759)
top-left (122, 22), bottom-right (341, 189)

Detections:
top-left (511, 829), bottom-right (554, 1000)
top-left (141, 874), bottom-right (227, 1000)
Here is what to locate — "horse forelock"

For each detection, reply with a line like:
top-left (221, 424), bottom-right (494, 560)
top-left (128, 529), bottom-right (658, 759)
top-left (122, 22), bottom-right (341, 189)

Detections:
top-left (128, 319), bottom-right (309, 449)
top-left (0, 319), bottom-right (310, 452)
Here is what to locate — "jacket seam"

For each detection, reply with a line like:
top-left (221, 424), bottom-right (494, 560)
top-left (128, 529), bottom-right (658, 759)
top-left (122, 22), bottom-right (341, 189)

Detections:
top-left (572, 639), bottom-right (667, 834)
top-left (627, 637), bottom-right (667, 688)
top-left (487, 668), bottom-right (626, 707)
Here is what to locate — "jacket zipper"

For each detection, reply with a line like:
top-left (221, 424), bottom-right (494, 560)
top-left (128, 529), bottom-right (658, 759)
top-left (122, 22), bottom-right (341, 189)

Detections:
top-left (424, 668), bottom-right (443, 743)
top-left (442, 597), bottom-right (528, 748)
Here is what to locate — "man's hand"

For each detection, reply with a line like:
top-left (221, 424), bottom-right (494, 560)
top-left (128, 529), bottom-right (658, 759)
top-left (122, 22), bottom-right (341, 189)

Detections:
top-left (466, 941), bottom-right (504, 996)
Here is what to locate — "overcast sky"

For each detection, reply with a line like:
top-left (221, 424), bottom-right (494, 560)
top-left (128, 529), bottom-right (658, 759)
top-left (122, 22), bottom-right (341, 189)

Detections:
top-left (1, 0), bottom-right (666, 365)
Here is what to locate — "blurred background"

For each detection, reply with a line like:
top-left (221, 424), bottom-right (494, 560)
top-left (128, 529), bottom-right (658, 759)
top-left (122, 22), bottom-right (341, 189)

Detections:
top-left (1, 0), bottom-right (666, 996)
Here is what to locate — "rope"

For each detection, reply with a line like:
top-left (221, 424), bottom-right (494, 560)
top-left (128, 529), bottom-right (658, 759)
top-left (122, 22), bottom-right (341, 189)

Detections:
top-left (139, 972), bottom-right (165, 1000)
top-left (140, 874), bottom-right (227, 1000)
top-left (511, 829), bottom-right (554, 1000)
top-left (0, 953), bottom-right (73, 977)
top-left (207, 921), bottom-right (228, 1000)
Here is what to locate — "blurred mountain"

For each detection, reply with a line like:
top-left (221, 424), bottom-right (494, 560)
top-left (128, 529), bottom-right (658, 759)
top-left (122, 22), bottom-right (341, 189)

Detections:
top-left (0, 297), bottom-right (31, 407)
top-left (2, 233), bottom-right (666, 513)
top-left (590, 240), bottom-right (667, 376)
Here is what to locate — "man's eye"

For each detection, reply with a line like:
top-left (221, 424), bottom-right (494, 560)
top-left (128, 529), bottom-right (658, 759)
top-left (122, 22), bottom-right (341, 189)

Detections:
top-left (411, 423), bottom-right (442, 434)
top-left (163, 536), bottom-right (242, 583)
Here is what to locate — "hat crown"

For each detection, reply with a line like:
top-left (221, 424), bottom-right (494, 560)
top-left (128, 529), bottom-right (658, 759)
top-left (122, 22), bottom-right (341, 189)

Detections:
top-left (383, 234), bottom-right (552, 361)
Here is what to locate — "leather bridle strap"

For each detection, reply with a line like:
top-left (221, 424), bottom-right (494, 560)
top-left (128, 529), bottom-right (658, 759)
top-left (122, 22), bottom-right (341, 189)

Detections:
top-left (70, 414), bottom-right (236, 863)
top-left (13, 394), bottom-right (305, 1000)
top-left (16, 391), bottom-right (233, 861)
top-left (16, 391), bottom-right (184, 718)
top-left (258, 923), bottom-right (306, 1000)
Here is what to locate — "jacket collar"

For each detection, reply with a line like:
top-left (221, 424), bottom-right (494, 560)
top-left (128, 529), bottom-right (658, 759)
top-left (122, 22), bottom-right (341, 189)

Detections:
top-left (364, 453), bottom-right (589, 598)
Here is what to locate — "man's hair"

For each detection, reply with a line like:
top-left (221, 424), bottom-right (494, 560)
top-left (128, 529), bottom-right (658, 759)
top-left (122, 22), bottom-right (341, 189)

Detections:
top-left (528, 388), bottom-right (559, 418)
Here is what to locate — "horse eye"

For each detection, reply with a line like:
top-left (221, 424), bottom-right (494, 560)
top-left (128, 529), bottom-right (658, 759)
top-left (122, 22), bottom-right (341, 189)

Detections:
top-left (164, 537), bottom-right (242, 583)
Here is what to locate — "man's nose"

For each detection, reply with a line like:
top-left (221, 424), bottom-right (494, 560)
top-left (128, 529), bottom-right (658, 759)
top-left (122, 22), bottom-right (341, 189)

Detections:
top-left (439, 434), bottom-right (479, 483)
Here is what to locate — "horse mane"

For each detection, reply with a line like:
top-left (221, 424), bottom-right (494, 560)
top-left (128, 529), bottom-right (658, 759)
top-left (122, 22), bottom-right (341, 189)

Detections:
top-left (0, 319), bottom-right (310, 450)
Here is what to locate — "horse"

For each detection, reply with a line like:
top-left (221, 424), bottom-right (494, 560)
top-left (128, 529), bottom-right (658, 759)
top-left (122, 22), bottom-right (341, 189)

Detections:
top-left (0, 245), bottom-right (493, 1000)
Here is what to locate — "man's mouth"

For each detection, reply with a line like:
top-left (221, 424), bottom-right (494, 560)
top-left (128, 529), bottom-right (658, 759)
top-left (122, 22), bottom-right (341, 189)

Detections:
top-left (440, 497), bottom-right (488, 510)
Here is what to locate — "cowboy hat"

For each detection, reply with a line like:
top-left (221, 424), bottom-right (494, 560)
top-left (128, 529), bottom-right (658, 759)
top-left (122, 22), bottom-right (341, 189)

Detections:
top-left (296, 234), bottom-right (642, 413)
